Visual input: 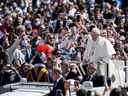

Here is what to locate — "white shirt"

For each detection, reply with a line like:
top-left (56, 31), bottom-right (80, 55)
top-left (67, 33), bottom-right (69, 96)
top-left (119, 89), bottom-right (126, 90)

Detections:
top-left (68, 8), bottom-right (77, 17)
top-left (13, 48), bottom-right (25, 64)
top-left (41, 0), bottom-right (51, 4)
top-left (58, 36), bottom-right (69, 49)
top-left (0, 31), bottom-right (4, 39)
top-left (83, 35), bottom-right (116, 64)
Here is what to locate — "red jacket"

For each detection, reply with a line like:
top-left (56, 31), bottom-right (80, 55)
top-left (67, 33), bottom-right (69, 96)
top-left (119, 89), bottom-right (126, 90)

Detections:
top-left (36, 43), bottom-right (53, 59)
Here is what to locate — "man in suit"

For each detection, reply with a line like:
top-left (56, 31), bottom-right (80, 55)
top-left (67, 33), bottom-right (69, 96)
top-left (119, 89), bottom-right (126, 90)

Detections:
top-left (81, 63), bottom-right (105, 87)
top-left (75, 63), bottom-right (105, 96)
top-left (48, 65), bottom-right (65, 96)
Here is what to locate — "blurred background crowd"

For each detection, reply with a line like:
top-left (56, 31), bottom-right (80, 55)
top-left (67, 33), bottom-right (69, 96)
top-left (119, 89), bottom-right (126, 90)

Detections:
top-left (0, 0), bottom-right (128, 96)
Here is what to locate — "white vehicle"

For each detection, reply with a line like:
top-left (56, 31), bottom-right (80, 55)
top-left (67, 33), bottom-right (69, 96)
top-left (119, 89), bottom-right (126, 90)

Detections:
top-left (0, 82), bottom-right (53, 96)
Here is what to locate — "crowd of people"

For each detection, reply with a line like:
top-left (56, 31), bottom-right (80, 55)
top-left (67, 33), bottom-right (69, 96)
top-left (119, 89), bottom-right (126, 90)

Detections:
top-left (0, 0), bottom-right (128, 96)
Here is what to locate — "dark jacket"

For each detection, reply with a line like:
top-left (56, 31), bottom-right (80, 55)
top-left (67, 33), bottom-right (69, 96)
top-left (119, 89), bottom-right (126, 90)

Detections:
top-left (81, 74), bottom-right (105, 87)
top-left (0, 69), bottom-right (21, 86)
top-left (66, 71), bottom-right (80, 80)
top-left (0, 51), bottom-right (9, 65)
top-left (49, 77), bottom-right (65, 96)
top-left (54, 19), bottom-right (68, 33)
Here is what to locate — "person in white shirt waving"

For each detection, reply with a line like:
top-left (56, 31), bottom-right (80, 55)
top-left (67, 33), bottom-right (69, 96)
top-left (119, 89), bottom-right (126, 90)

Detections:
top-left (83, 25), bottom-right (116, 80)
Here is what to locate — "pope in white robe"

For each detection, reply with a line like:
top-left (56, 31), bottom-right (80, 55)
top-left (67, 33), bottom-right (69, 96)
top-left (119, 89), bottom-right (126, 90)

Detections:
top-left (83, 26), bottom-right (116, 80)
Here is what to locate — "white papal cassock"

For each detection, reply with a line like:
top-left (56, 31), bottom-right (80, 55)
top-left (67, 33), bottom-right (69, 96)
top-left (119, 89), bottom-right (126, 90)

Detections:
top-left (83, 35), bottom-right (116, 79)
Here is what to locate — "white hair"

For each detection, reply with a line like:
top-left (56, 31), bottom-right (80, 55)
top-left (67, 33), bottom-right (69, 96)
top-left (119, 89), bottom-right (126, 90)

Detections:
top-left (91, 27), bottom-right (101, 35)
